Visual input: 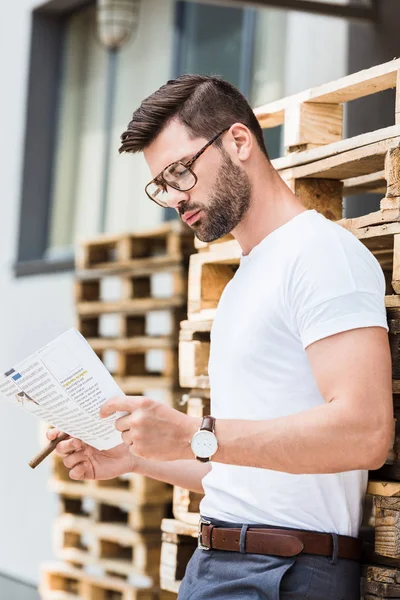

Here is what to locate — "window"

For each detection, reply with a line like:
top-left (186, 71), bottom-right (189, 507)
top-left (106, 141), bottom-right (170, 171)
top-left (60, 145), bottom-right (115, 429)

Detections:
top-left (48, 6), bottom-right (109, 260)
top-left (17, 0), bottom-right (176, 275)
top-left (174, 1), bottom-right (287, 160)
top-left (17, 0), bottom-right (286, 275)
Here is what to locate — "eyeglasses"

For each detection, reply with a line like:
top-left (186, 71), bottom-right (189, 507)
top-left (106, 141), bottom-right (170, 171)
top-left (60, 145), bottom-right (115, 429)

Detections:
top-left (145, 127), bottom-right (230, 207)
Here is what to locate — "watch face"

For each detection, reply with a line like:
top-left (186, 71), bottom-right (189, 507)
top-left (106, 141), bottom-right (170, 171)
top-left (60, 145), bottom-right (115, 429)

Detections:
top-left (191, 430), bottom-right (218, 459)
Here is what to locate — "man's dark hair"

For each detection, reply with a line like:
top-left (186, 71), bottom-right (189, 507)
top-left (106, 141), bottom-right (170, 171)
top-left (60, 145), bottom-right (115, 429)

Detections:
top-left (119, 74), bottom-right (269, 159)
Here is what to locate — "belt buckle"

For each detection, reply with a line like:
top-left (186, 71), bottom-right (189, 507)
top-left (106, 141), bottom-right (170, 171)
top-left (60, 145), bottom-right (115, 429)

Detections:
top-left (198, 518), bottom-right (211, 550)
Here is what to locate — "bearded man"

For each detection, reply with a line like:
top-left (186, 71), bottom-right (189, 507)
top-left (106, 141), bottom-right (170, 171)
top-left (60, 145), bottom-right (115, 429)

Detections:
top-left (50, 75), bottom-right (393, 600)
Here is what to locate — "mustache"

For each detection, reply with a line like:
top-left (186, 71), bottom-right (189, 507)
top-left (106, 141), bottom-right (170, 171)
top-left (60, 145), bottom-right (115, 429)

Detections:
top-left (179, 204), bottom-right (203, 216)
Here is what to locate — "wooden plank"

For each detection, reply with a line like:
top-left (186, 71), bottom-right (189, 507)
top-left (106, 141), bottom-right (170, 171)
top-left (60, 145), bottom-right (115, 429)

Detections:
top-left (280, 137), bottom-right (400, 182)
top-left (76, 221), bottom-right (193, 271)
top-left (40, 562), bottom-right (156, 600)
top-left (284, 102), bottom-right (343, 152)
top-left (364, 564), bottom-right (400, 585)
top-left (161, 519), bottom-right (198, 538)
top-left (76, 255), bottom-right (189, 278)
top-left (362, 578), bottom-right (400, 598)
top-left (367, 481), bottom-right (400, 497)
top-left (77, 296), bottom-right (185, 316)
top-left (54, 515), bottom-right (161, 579)
top-left (274, 125), bottom-right (400, 173)
top-left (87, 336), bottom-right (176, 352)
top-left (194, 233), bottom-right (234, 252)
top-left (393, 234), bottom-right (400, 294)
top-left (113, 347), bottom-right (177, 379)
top-left (396, 70), bottom-right (400, 126)
top-left (338, 208), bottom-right (400, 231)
top-left (160, 519), bottom-right (198, 595)
top-left (188, 250), bottom-right (240, 319)
top-left (115, 375), bottom-right (175, 392)
top-left (179, 319), bottom-right (213, 341)
top-left (343, 170), bottom-right (386, 196)
top-left (374, 497), bottom-right (400, 559)
top-left (386, 145), bottom-right (400, 198)
top-left (186, 395), bottom-right (211, 419)
top-left (254, 58), bottom-right (400, 129)
top-left (387, 296), bottom-right (400, 309)
top-left (293, 179), bottom-right (342, 220)
top-left (349, 221), bottom-right (400, 242)
top-left (172, 487), bottom-right (202, 525)
top-left (179, 340), bottom-right (210, 389)
top-left (382, 198), bottom-right (400, 211)
top-left (49, 478), bottom-right (172, 511)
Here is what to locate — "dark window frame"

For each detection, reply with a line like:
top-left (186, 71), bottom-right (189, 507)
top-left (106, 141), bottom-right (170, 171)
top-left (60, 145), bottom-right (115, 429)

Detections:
top-left (15, 0), bottom-right (92, 278)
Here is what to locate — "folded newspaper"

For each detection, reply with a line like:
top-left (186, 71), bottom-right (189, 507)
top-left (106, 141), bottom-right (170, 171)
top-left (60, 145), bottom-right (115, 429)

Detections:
top-left (0, 328), bottom-right (124, 450)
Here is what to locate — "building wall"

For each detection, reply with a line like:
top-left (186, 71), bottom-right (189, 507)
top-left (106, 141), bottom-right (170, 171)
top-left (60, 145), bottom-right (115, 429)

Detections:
top-left (284, 10), bottom-right (348, 94)
top-left (0, 0), bottom-right (350, 586)
top-left (0, 0), bottom-right (174, 584)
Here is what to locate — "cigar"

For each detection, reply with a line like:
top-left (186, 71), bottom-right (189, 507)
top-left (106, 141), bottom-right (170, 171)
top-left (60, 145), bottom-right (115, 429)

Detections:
top-left (29, 431), bottom-right (69, 469)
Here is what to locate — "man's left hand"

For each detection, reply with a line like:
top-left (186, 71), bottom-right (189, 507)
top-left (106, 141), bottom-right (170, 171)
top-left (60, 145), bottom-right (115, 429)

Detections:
top-left (100, 396), bottom-right (200, 461)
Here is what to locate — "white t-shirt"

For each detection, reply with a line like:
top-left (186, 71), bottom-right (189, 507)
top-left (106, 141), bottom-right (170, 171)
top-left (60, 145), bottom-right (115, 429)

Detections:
top-left (200, 209), bottom-right (388, 537)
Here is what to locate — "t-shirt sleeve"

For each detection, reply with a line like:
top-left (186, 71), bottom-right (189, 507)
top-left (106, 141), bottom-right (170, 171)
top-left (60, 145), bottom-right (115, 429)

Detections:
top-left (287, 228), bottom-right (388, 349)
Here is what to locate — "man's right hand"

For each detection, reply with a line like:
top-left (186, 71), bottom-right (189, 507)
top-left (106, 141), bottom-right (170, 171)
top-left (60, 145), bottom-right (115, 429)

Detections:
top-left (47, 429), bottom-right (135, 481)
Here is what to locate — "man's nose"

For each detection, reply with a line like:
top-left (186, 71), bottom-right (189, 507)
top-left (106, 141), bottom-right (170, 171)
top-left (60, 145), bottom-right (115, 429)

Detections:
top-left (164, 187), bottom-right (189, 210)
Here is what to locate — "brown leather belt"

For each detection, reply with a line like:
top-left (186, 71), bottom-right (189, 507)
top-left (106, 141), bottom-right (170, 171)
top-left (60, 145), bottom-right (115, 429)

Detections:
top-left (199, 522), bottom-right (362, 561)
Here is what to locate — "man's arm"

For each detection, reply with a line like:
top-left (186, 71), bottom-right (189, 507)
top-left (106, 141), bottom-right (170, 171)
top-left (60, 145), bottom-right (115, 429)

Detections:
top-left (133, 458), bottom-right (209, 493)
top-left (102, 326), bottom-right (393, 475)
top-left (49, 427), bottom-right (210, 493)
top-left (210, 326), bottom-right (393, 473)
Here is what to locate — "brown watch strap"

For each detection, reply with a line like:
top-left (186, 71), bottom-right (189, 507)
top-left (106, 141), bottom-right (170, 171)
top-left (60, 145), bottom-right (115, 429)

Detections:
top-left (200, 415), bottom-right (215, 432)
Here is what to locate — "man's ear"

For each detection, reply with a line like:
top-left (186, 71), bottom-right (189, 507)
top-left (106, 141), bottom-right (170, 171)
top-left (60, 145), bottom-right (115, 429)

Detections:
top-left (229, 123), bottom-right (252, 161)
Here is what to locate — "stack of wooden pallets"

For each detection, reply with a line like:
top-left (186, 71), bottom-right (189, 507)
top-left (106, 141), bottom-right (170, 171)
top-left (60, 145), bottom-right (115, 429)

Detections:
top-left (40, 222), bottom-right (194, 600)
top-left (159, 59), bottom-right (400, 597)
top-left (160, 233), bottom-right (239, 593)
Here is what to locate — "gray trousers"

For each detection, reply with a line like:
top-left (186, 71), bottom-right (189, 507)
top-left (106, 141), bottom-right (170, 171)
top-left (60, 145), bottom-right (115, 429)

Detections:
top-left (177, 517), bottom-right (361, 600)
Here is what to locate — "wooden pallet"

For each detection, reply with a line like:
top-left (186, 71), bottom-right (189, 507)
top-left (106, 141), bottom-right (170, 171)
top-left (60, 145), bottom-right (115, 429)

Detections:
top-left (55, 488), bottom-right (170, 533)
top-left (185, 393), bottom-right (210, 419)
top-left (76, 222), bottom-right (194, 272)
top-left (77, 297), bottom-right (185, 318)
top-left (77, 308), bottom-right (185, 344)
top-left (274, 131), bottom-right (400, 221)
top-left (52, 490), bottom-right (171, 533)
top-left (51, 457), bottom-right (172, 507)
top-left (40, 562), bottom-right (176, 600)
top-left (362, 564), bottom-right (400, 600)
top-left (53, 515), bottom-right (162, 579)
top-left (96, 345), bottom-right (178, 390)
top-left (179, 320), bottom-right (212, 389)
top-left (194, 233), bottom-right (234, 253)
top-left (366, 482), bottom-right (400, 563)
top-left (172, 487), bottom-right (202, 527)
top-left (187, 242), bottom-right (241, 321)
top-left (255, 58), bottom-right (400, 155)
top-left (160, 520), bottom-right (198, 595)
top-left (75, 265), bottom-right (187, 307)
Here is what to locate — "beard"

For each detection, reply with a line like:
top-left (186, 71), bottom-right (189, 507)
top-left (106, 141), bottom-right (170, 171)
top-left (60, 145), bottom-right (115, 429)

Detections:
top-left (179, 149), bottom-right (252, 243)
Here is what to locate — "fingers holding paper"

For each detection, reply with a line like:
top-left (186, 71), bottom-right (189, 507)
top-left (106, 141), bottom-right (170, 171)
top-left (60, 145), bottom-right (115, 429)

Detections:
top-left (101, 396), bottom-right (200, 461)
top-left (46, 427), bottom-right (135, 481)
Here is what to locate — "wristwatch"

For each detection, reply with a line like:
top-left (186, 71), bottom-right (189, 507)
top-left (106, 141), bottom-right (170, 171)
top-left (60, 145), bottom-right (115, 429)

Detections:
top-left (190, 416), bottom-right (218, 462)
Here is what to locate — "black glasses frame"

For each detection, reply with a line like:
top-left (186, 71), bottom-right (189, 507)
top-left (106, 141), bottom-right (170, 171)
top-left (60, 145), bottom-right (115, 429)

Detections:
top-left (145, 127), bottom-right (230, 205)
